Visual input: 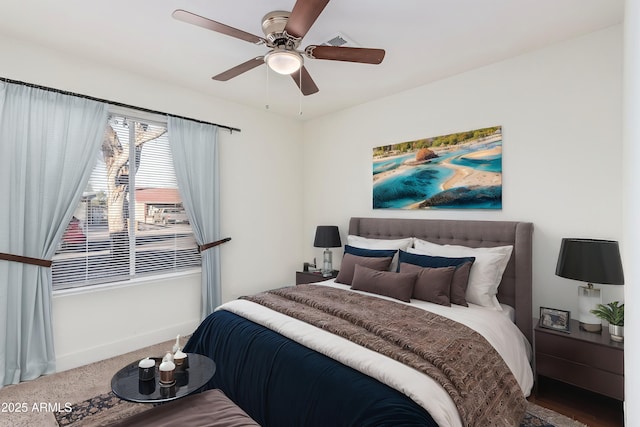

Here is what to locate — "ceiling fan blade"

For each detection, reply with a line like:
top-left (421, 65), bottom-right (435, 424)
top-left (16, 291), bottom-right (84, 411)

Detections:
top-left (212, 57), bottom-right (265, 81)
top-left (173, 9), bottom-right (266, 45)
top-left (291, 66), bottom-right (319, 96)
top-left (284, 0), bottom-right (330, 39)
top-left (305, 45), bottom-right (385, 64)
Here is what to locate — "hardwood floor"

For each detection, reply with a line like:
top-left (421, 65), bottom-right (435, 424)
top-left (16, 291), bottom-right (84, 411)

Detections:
top-left (528, 376), bottom-right (624, 427)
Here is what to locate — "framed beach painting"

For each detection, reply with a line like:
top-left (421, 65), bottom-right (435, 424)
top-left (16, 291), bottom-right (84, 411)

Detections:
top-left (372, 126), bottom-right (502, 209)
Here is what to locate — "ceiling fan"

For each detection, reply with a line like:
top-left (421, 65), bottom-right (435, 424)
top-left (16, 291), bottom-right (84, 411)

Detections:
top-left (172, 0), bottom-right (385, 96)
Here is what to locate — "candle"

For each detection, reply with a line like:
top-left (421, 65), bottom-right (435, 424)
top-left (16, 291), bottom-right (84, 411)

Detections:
top-left (159, 352), bottom-right (176, 385)
top-left (159, 360), bottom-right (175, 371)
top-left (138, 357), bottom-right (155, 369)
top-left (138, 357), bottom-right (155, 381)
top-left (173, 349), bottom-right (187, 369)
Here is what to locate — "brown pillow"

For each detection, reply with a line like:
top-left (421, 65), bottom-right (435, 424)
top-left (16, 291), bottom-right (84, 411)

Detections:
top-left (450, 261), bottom-right (473, 307)
top-left (350, 264), bottom-right (417, 302)
top-left (399, 263), bottom-right (455, 306)
top-left (335, 253), bottom-right (393, 285)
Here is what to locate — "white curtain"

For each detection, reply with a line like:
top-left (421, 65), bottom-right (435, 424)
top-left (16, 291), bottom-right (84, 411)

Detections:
top-left (167, 117), bottom-right (221, 319)
top-left (0, 82), bottom-right (108, 386)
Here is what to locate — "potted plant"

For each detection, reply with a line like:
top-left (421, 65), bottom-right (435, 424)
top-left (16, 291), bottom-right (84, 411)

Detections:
top-left (590, 301), bottom-right (624, 342)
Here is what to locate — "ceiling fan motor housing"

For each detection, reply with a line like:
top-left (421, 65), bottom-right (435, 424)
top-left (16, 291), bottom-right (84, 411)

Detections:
top-left (262, 11), bottom-right (298, 48)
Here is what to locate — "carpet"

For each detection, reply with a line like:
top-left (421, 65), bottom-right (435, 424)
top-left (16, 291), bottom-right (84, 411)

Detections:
top-left (54, 391), bottom-right (587, 427)
top-left (54, 392), bottom-right (149, 426)
top-left (0, 339), bottom-right (178, 427)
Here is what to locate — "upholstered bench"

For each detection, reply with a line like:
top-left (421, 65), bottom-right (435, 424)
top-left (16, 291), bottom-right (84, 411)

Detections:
top-left (112, 389), bottom-right (260, 427)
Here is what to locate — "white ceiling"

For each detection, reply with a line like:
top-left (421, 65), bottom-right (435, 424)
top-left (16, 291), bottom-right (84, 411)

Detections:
top-left (0, 0), bottom-right (624, 119)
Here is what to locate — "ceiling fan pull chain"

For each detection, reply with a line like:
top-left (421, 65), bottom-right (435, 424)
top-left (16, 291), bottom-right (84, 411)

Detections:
top-left (265, 65), bottom-right (270, 110)
top-left (298, 67), bottom-right (303, 116)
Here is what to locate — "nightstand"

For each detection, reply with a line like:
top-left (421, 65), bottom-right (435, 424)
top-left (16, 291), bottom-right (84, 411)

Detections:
top-left (295, 270), bottom-right (338, 285)
top-left (534, 318), bottom-right (624, 400)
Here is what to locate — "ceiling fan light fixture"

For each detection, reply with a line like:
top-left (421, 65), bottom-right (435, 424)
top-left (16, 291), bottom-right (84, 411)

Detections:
top-left (265, 49), bottom-right (303, 75)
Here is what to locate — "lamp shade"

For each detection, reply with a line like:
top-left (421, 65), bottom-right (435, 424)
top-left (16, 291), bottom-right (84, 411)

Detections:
top-left (555, 238), bottom-right (624, 285)
top-left (313, 226), bottom-right (342, 248)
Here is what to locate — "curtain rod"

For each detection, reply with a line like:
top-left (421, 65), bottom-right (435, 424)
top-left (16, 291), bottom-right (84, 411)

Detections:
top-left (0, 77), bottom-right (241, 134)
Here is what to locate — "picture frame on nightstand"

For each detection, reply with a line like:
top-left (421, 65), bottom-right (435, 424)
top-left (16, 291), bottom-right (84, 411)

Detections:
top-left (539, 307), bottom-right (571, 333)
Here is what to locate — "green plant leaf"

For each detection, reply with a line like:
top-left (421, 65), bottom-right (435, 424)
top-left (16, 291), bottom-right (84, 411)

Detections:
top-left (590, 301), bottom-right (624, 326)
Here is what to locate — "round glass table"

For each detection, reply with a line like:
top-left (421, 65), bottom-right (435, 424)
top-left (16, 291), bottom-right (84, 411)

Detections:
top-left (111, 353), bottom-right (216, 404)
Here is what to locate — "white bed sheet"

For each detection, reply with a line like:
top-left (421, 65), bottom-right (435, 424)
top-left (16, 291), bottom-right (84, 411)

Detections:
top-left (500, 303), bottom-right (516, 322)
top-left (218, 279), bottom-right (534, 427)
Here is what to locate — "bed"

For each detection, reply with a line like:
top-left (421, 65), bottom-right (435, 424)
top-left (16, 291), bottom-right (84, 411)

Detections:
top-left (184, 217), bottom-right (534, 427)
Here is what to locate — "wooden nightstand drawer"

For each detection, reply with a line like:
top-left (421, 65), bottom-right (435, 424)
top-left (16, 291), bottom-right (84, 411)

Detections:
top-left (535, 331), bottom-right (623, 375)
top-left (536, 353), bottom-right (624, 400)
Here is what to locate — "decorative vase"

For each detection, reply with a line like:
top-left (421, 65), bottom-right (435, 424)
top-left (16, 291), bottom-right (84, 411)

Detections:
top-left (609, 324), bottom-right (624, 342)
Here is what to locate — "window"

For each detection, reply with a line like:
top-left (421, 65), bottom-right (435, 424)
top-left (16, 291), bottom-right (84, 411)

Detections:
top-left (52, 114), bottom-right (200, 290)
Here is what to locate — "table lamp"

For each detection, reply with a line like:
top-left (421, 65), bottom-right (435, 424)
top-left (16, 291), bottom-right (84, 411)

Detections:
top-left (555, 238), bottom-right (624, 332)
top-left (313, 226), bottom-right (342, 277)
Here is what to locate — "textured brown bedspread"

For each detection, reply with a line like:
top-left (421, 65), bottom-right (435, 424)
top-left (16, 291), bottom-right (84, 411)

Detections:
top-left (242, 284), bottom-right (527, 427)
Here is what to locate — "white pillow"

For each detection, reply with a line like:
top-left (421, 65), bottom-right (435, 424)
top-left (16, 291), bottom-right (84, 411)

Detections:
top-left (347, 235), bottom-right (414, 271)
top-left (413, 238), bottom-right (513, 259)
top-left (412, 238), bottom-right (513, 310)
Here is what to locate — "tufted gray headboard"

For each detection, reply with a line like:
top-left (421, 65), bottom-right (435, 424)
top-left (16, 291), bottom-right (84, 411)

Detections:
top-left (348, 217), bottom-right (534, 344)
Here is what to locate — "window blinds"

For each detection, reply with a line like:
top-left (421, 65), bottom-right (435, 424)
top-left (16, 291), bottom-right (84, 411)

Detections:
top-left (51, 114), bottom-right (200, 290)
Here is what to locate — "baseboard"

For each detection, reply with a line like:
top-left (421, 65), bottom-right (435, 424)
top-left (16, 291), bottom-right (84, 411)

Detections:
top-left (54, 319), bottom-right (199, 373)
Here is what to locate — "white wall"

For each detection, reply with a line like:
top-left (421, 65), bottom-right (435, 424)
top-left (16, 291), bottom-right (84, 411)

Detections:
top-left (0, 34), bottom-right (305, 370)
top-left (623, 0), bottom-right (639, 422)
top-left (303, 26), bottom-right (624, 320)
top-left (52, 271), bottom-right (201, 372)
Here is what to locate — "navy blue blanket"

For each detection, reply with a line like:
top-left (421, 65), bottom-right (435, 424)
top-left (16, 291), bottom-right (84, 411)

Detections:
top-left (184, 310), bottom-right (437, 427)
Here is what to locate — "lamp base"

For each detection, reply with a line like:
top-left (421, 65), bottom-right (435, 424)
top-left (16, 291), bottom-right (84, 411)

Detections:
top-left (579, 322), bottom-right (602, 333)
top-left (578, 284), bottom-right (602, 334)
top-left (321, 248), bottom-right (333, 277)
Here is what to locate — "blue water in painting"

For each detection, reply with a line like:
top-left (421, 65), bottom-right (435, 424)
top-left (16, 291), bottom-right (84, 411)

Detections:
top-left (373, 141), bottom-right (502, 209)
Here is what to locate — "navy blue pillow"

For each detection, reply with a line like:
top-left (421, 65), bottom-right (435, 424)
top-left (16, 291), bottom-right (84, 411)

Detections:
top-left (344, 245), bottom-right (398, 258)
top-left (397, 250), bottom-right (474, 271)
